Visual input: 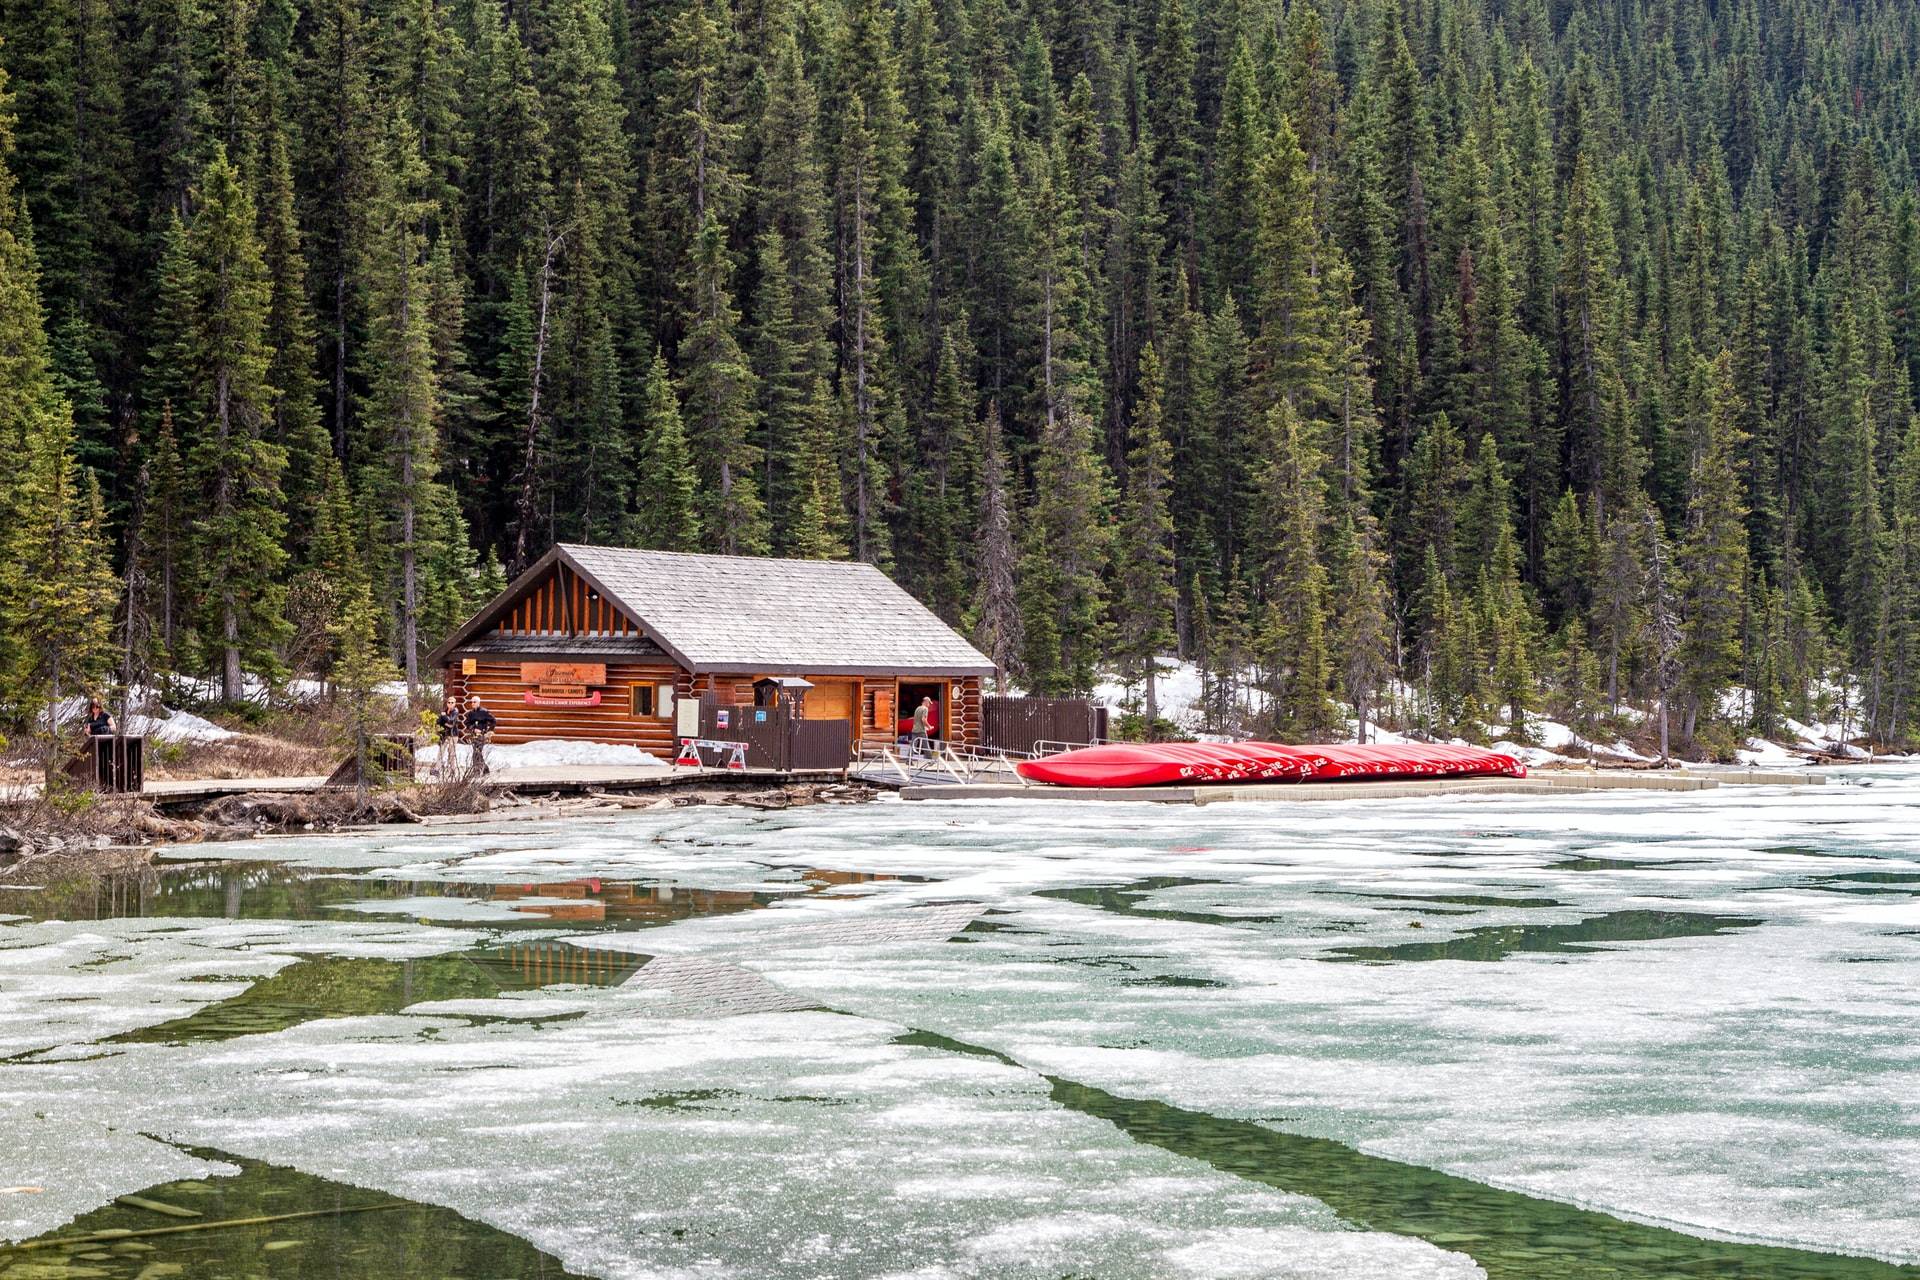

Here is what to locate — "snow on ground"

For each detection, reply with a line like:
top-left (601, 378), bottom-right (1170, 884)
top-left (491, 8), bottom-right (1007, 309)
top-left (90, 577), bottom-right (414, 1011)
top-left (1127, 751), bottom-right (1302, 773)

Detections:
top-left (44, 693), bottom-right (239, 743)
top-left (1091, 656), bottom-right (1204, 729)
top-left (1093, 666), bottom-right (1840, 766)
top-left (415, 738), bottom-right (670, 773)
top-left (285, 677), bottom-right (420, 704)
top-left (128, 707), bottom-right (239, 743)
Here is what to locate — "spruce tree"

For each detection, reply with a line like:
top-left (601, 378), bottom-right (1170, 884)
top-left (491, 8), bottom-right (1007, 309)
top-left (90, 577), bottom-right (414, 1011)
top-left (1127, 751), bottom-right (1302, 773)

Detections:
top-left (0, 84), bottom-right (117, 740)
top-left (1252, 401), bottom-right (1336, 740)
top-left (362, 112), bottom-right (443, 691)
top-left (969, 401), bottom-right (1023, 691)
top-left (678, 211), bottom-right (767, 555)
top-left (1, 405), bottom-right (119, 761)
top-left (630, 349), bottom-right (700, 552)
top-left (177, 146), bottom-right (290, 701)
top-left (1326, 508), bottom-right (1392, 740)
top-left (1676, 351), bottom-right (1752, 744)
top-left (1112, 343), bottom-right (1176, 723)
top-left (1018, 402), bottom-right (1111, 696)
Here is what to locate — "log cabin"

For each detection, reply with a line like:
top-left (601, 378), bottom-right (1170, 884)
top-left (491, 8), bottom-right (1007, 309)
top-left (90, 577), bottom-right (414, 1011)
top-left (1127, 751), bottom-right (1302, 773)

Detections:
top-left (426, 544), bottom-right (996, 762)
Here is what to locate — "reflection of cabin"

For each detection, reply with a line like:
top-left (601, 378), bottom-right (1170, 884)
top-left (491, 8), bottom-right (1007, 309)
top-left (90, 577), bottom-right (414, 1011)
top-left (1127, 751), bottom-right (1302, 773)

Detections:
top-left (427, 544), bottom-right (994, 761)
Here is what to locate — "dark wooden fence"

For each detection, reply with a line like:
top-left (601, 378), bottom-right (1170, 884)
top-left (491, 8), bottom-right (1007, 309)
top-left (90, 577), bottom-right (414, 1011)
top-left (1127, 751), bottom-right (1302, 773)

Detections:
top-left (688, 697), bottom-right (852, 771)
top-left (980, 696), bottom-right (1107, 756)
top-left (64, 735), bottom-right (145, 793)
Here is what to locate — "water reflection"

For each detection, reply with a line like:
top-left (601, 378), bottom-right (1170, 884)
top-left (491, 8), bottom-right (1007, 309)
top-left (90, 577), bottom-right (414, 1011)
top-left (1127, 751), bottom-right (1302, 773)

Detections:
top-left (0, 864), bottom-right (924, 934)
top-left (108, 944), bottom-right (648, 1045)
top-left (1051, 1075), bottom-right (1920, 1280)
top-left (0, 1147), bottom-right (589, 1278)
top-left (1327, 909), bottom-right (1762, 963)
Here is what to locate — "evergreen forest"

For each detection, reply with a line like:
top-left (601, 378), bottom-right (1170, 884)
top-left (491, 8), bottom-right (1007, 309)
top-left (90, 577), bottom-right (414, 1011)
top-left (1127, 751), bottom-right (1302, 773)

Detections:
top-left (2, 0), bottom-right (1920, 757)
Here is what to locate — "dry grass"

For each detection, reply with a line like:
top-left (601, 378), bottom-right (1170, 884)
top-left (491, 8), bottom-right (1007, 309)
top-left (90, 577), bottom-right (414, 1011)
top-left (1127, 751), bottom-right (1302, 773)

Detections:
top-left (141, 732), bottom-right (339, 781)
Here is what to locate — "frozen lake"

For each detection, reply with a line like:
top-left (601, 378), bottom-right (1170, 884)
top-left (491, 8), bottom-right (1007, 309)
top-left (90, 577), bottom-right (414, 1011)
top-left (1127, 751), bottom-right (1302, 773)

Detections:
top-left (3, 768), bottom-right (1918, 1278)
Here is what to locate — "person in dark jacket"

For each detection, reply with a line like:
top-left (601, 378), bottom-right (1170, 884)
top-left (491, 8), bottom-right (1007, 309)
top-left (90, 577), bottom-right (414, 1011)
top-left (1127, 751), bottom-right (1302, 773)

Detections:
top-left (463, 695), bottom-right (498, 776)
top-left (435, 695), bottom-right (464, 780)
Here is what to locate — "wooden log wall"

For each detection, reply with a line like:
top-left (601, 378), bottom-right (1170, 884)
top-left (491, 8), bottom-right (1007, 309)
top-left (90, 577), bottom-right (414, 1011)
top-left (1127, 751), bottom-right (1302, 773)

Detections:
top-left (446, 659), bottom-right (684, 752)
top-left (954, 676), bottom-right (982, 749)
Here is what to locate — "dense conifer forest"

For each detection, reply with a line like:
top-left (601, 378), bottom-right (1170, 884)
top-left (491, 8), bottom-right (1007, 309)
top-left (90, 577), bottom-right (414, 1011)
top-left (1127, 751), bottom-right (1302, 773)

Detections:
top-left (1, 0), bottom-right (1918, 755)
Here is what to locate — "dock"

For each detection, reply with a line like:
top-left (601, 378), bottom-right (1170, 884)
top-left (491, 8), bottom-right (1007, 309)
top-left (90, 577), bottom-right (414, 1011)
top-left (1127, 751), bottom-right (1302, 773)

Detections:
top-left (4, 767), bottom-right (855, 813)
top-left (900, 768), bottom-right (1824, 804)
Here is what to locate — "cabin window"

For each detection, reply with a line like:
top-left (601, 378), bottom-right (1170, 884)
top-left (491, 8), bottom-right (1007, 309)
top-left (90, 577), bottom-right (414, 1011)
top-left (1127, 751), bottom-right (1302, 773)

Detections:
top-left (630, 684), bottom-right (675, 718)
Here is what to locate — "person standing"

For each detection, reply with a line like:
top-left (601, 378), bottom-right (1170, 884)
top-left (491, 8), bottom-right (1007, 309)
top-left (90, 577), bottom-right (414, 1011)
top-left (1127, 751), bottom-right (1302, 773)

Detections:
top-left (911, 696), bottom-right (934, 748)
top-left (435, 694), bottom-right (465, 781)
top-left (463, 694), bottom-right (498, 776)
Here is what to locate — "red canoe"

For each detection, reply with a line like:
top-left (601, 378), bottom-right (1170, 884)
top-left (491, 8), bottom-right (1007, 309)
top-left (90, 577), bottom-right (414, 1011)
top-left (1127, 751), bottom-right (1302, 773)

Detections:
top-left (1015, 740), bottom-right (1525, 788)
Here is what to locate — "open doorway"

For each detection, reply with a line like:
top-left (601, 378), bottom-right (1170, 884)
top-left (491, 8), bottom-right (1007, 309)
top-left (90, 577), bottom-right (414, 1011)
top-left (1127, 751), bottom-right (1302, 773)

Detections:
top-left (897, 681), bottom-right (948, 741)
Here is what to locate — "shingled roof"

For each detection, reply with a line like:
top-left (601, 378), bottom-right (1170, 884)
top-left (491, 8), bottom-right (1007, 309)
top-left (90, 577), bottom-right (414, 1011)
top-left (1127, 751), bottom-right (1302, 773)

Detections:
top-left (431, 544), bottom-right (995, 677)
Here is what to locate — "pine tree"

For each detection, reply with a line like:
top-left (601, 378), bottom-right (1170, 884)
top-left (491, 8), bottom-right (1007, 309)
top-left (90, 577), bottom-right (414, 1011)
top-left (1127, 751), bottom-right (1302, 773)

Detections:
top-left (260, 124), bottom-right (331, 559)
top-left (142, 405), bottom-right (188, 664)
top-left (969, 401), bottom-right (1022, 690)
top-left (1252, 400), bottom-right (1335, 739)
top-left (298, 0), bottom-right (378, 456)
top-left (1250, 115), bottom-right (1330, 415)
top-left (1207, 38), bottom-right (1265, 309)
top-left (630, 349), bottom-right (700, 551)
top-left (0, 406), bottom-right (119, 762)
top-left (648, 0), bottom-right (743, 325)
top-left (361, 111), bottom-right (443, 691)
top-left (784, 375), bottom-right (851, 561)
top-left (177, 146), bottom-right (290, 701)
top-left (1326, 508), bottom-right (1391, 740)
top-left (1559, 153), bottom-right (1621, 513)
top-left (1018, 402), bottom-right (1110, 695)
top-left (1112, 343), bottom-right (1176, 723)
top-left (1145, 0), bottom-right (1198, 263)
top-left (1556, 620), bottom-right (1606, 759)
top-left (1675, 351), bottom-right (1752, 744)
top-left (331, 579), bottom-right (399, 806)
top-left (678, 211), bottom-right (767, 555)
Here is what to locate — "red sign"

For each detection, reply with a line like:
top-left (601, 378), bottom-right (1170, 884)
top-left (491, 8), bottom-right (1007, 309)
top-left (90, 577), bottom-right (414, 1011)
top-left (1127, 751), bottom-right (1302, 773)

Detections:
top-left (524, 690), bottom-right (603, 707)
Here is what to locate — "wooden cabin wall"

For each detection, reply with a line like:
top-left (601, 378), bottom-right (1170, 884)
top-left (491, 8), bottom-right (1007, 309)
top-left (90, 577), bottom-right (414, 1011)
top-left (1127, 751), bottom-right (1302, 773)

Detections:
top-left (953, 677), bottom-right (981, 749)
top-left (446, 659), bottom-right (684, 753)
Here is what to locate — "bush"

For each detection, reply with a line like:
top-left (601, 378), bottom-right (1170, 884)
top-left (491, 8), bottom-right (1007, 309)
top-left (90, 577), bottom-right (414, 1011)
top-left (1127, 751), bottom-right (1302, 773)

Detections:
top-left (1111, 713), bottom-right (1192, 743)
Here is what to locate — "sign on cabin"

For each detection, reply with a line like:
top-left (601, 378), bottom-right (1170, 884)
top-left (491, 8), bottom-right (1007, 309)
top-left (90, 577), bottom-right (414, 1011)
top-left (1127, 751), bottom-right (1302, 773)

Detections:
top-left (521, 662), bottom-right (606, 687)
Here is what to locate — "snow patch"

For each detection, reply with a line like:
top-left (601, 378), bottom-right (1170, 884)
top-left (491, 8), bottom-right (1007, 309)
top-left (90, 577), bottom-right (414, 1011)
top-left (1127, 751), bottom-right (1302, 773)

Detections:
top-left (417, 739), bottom-right (671, 772)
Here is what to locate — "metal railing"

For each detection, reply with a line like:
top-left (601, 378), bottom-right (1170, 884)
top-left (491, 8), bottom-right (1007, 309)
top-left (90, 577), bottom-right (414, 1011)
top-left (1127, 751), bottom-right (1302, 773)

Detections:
top-left (853, 737), bottom-right (1036, 786)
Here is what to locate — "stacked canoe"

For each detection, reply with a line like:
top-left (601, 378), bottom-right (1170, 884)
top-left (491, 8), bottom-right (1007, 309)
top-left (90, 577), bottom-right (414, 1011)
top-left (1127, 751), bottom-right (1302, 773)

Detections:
top-left (1014, 740), bottom-right (1526, 788)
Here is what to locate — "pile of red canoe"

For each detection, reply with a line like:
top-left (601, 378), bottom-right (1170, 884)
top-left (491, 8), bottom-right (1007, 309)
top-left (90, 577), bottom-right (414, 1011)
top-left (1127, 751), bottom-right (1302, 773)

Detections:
top-left (1014, 741), bottom-right (1526, 788)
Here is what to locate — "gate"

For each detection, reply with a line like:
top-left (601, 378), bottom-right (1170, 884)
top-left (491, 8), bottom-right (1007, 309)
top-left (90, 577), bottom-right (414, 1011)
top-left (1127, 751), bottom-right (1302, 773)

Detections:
top-left (688, 696), bottom-right (853, 771)
top-left (980, 696), bottom-right (1107, 756)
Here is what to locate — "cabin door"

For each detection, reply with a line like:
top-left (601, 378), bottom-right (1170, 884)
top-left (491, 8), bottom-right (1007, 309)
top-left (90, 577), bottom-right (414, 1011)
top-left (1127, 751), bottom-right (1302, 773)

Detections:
top-left (898, 681), bottom-right (949, 739)
top-left (805, 678), bottom-right (857, 724)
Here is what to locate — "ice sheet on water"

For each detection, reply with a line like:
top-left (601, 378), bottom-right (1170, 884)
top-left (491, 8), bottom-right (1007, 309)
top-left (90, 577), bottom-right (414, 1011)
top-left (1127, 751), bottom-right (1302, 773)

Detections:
top-left (1, 997), bottom-right (1484, 1279)
top-left (0, 916), bottom-right (492, 1057)
top-left (0, 1118), bottom-right (236, 1242)
top-left (9, 764), bottom-right (1920, 1270)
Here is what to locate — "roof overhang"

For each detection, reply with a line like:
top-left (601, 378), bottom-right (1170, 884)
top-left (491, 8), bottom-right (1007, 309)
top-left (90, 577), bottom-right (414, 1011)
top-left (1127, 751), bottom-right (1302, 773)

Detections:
top-left (702, 662), bottom-right (997, 678)
top-left (427, 543), bottom-right (997, 680)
